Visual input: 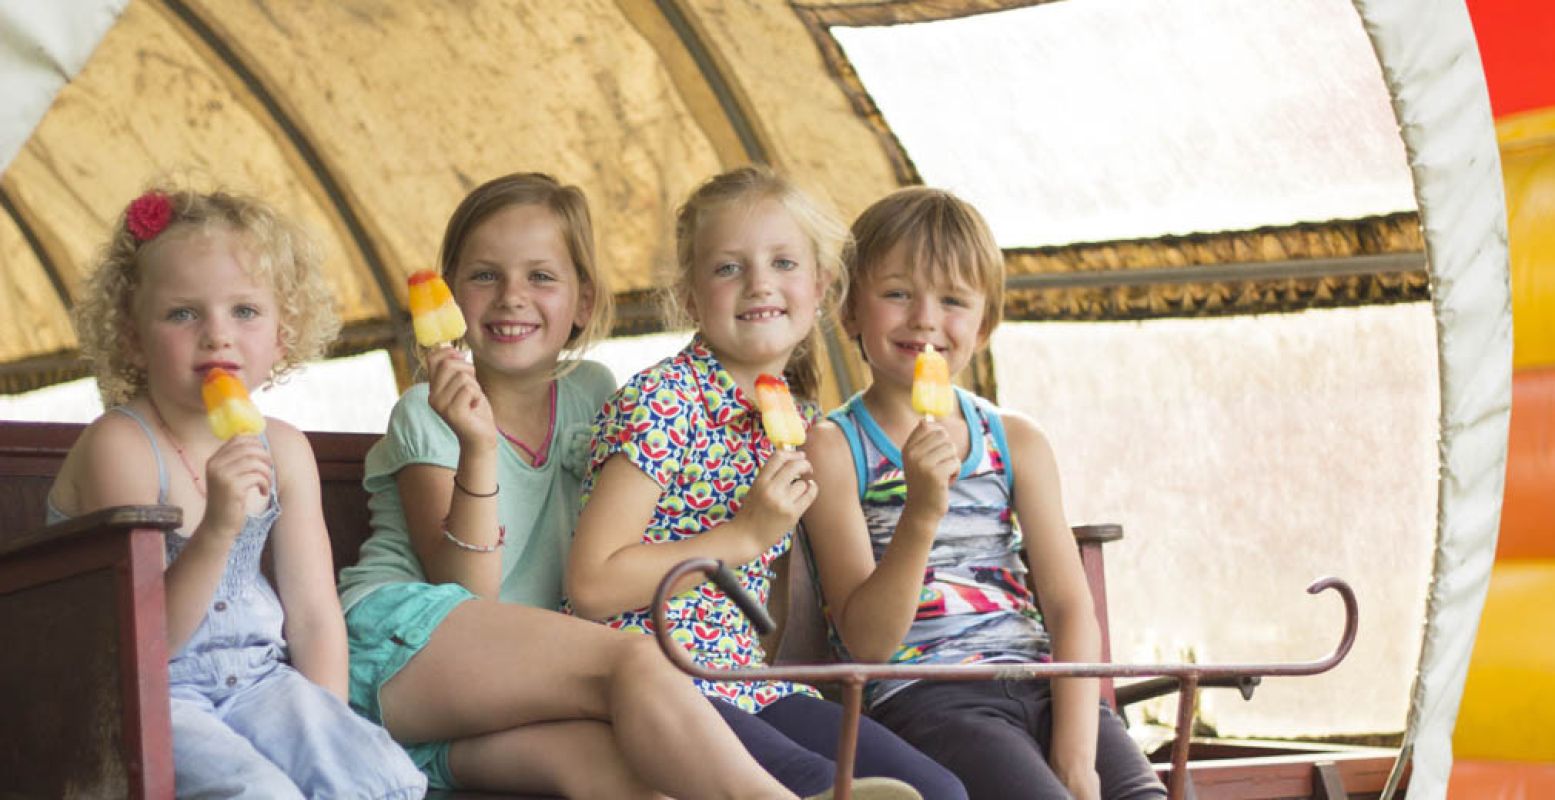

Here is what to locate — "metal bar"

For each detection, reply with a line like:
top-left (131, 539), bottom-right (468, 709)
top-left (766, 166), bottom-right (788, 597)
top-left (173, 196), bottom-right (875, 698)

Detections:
top-left (653, 559), bottom-right (1358, 800)
top-left (1168, 677), bottom-right (1200, 800)
top-left (1005, 251), bottom-right (1426, 291)
top-left (835, 680), bottom-right (863, 800)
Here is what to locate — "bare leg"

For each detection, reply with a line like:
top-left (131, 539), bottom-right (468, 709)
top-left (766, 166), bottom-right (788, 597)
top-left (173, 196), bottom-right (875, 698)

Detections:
top-left (449, 719), bottom-right (663, 799)
top-left (380, 599), bottom-right (794, 799)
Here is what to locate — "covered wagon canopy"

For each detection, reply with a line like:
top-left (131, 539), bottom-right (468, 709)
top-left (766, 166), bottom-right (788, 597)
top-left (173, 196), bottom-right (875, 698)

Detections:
top-left (1, 1), bottom-right (1509, 796)
top-left (1, 0), bottom-right (1431, 401)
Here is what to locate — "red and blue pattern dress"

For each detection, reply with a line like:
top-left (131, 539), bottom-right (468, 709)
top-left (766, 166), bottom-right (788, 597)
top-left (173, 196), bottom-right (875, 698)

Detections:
top-left (579, 338), bottom-right (820, 712)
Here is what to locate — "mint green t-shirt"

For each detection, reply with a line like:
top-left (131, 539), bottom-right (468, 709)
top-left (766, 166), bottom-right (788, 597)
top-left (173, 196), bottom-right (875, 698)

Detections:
top-left (337, 360), bottom-right (616, 612)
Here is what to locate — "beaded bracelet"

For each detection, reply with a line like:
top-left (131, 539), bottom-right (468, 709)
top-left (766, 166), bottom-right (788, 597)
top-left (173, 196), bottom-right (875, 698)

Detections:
top-left (442, 521), bottom-right (506, 553)
top-left (453, 475), bottom-right (498, 498)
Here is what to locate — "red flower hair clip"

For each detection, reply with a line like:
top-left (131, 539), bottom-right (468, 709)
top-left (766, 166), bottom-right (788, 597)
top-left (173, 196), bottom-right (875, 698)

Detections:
top-left (125, 191), bottom-right (174, 242)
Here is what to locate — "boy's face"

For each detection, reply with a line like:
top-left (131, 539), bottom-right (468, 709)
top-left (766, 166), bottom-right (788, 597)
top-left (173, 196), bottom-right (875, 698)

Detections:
top-left (845, 242), bottom-right (988, 391)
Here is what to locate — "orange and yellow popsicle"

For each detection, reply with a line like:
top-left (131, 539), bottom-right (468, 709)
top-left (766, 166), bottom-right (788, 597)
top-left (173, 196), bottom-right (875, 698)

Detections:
top-left (912, 344), bottom-right (954, 421)
top-left (755, 374), bottom-right (806, 449)
top-left (407, 270), bottom-right (467, 347)
top-left (202, 367), bottom-right (265, 440)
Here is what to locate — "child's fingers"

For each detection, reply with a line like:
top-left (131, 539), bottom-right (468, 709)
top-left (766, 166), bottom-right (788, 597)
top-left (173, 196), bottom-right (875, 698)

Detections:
top-left (769, 453), bottom-right (812, 487)
top-left (428, 352), bottom-right (475, 399)
top-left (792, 478), bottom-right (819, 512)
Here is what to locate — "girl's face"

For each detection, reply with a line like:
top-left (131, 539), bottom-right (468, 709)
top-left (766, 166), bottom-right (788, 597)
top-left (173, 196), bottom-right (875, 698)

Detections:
top-left (846, 242), bottom-right (988, 394)
top-left (685, 197), bottom-right (824, 387)
top-left (131, 225), bottom-right (283, 412)
top-left (451, 203), bottom-right (593, 381)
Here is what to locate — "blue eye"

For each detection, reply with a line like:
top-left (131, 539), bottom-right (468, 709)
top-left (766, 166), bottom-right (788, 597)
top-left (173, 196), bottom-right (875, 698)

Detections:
top-left (714, 262), bottom-right (741, 277)
top-left (531, 271), bottom-right (557, 284)
top-left (166, 307), bottom-right (195, 322)
top-left (234, 305), bottom-right (261, 320)
top-left (773, 258), bottom-right (798, 271)
top-left (468, 270), bottom-right (497, 283)
top-left (883, 289), bottom-right (908, 300)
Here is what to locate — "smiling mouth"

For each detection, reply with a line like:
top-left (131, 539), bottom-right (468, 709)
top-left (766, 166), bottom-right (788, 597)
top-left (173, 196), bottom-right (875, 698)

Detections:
top-left (737, 308), bottom-right (786, 322)
top-left (486, 322), bottom-right (539, 340)
top-left (896, 341), bottom-right (934, 353)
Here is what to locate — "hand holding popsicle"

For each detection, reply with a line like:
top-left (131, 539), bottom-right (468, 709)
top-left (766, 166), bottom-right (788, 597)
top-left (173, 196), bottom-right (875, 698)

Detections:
top-left (912, 344), bottom-right (954, 421)
top-left (754, 374), bottom-right (806, 449)
top-left (408, 270), bottom-right (467, 347)
top-left (202, 367), bottom-right (265, 440)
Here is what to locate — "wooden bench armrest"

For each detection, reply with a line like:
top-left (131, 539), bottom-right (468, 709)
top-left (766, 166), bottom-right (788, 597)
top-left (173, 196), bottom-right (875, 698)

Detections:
top-left (0, 504), bottom-right (182, 560)
top-left (0, 506), bottom-right (180, 799)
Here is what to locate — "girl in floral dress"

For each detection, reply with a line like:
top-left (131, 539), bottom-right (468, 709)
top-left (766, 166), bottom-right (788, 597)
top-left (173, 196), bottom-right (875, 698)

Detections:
top-left (568, 166), bottom-right (966, 800)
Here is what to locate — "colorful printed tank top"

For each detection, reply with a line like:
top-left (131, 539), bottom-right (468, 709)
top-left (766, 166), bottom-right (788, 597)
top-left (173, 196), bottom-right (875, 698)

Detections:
top-left (824, 388), bottom-right (1051, 707)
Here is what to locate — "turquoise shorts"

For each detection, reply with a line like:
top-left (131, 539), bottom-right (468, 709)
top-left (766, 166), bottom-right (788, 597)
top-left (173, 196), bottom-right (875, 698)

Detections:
top-left (345, 581), bottom-right (475, 790)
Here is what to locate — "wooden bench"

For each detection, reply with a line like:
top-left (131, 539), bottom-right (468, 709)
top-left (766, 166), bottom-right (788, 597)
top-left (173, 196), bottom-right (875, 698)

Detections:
top-left (0, 420), bottom-right (1402, 799)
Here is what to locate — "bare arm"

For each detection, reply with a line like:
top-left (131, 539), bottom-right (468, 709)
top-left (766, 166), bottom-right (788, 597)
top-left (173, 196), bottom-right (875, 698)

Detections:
top-left (1007, 412), bottom-right (1101, 800)
top-left (68, 413), bottom-right (274, 655)
top-left (267, 422), bottom-right (347, 699)
top-left (800, 419), bottom-right (956, 662)
top-left (567, 450), bottom-right (816, 621)
top-left (400, 348), bottom-right (504, 597)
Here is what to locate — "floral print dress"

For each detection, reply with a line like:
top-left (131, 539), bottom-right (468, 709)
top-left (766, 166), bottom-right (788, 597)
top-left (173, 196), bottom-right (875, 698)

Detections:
top-left (579, 337), bottom-right (820, 712)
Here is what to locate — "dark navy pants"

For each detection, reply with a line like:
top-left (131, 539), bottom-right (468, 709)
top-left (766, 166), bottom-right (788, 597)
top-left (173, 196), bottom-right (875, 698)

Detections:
top-left (871, 680), bottom-right (1166, 800)
top-left (711, 693), bottom-right (968, 799)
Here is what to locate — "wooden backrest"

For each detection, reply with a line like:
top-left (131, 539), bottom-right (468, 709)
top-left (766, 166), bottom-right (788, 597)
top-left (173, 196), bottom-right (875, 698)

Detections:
top-left (0, 422), bottom-right (379, 571)
top-left (0, 420), bottom-right (1117, 691)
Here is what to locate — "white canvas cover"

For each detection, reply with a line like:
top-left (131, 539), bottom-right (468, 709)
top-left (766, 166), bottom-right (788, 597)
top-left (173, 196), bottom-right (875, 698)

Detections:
top-left (1352, 1), bottom-right (1513, 796)
top-left (0, 1), bottom-right (124, 174)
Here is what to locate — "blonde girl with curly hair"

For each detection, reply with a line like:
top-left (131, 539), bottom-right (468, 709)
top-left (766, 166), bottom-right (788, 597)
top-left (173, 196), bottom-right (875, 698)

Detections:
top-left (48, 187), bottom-right (427, 799)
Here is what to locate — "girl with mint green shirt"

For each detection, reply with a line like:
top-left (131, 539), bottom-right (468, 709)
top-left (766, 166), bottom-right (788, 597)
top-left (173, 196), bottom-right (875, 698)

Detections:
top-left (335, 172), bottom-right (803, 799)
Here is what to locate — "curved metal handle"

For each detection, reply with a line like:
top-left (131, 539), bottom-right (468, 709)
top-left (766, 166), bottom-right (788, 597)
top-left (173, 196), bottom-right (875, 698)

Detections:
top-left (653, 558), bottom-right (1358, 683)
top-left (652, 558), bottom-right (1360, 800)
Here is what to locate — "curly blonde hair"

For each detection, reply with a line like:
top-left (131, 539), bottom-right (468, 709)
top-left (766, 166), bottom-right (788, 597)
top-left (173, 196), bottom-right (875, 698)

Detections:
top-left (669, 165), bottom-right (849, 401)
top-left (75, 188), bottom-right (341, 406)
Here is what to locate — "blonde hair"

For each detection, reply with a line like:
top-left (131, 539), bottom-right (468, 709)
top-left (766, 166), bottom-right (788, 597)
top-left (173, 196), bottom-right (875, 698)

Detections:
top-left (845, 186), bottom-right (1005, 340)
top-left (437, 172), bottom-right (613, 373)
top-left (669, 165), bottom-right (848, 400)
top-left (75, 187), bottom-right (340, 407)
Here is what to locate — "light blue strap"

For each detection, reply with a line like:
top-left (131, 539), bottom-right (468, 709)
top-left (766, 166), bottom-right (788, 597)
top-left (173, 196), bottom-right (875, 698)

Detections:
top-left (977, 396), bottom-right (1015, 494)
top-left (825, 393), bottom-right (869, 501)
top-left (109, 405), bottom-right (170, 504)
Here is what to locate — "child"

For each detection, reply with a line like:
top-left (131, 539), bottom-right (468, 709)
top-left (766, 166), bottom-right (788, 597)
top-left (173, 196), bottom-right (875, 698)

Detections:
top-left (48, 187), bottom-right (427, 798)
top-left (800, 187), bottom-right (1167, 800)
top-left (568, 165), bottom-right (966, 800)
top-left (334, 172), bottom-right (815, 798)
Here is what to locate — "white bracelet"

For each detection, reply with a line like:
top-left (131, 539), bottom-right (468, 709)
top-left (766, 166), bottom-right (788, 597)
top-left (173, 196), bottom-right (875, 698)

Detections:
top-left (441, 520), bottom-right (505, 553)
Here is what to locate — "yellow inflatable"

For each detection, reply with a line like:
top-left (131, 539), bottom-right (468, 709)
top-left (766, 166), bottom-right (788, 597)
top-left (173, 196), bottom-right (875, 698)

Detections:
top-left (1455, 560), bottom-right (1555, 761)
top-left (1503, 108), bottom-right (1555, 370)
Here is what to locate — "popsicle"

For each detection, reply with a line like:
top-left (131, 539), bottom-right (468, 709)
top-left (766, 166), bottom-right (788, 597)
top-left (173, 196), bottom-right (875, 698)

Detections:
top-left (407, 270), bottom-right (467, 347)
top-left (912, 344), bottom-right (954, 421)
top-left (755, 373), bottom-right (807, 449)
top-left (202, 367), bottom-right (265, 440)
